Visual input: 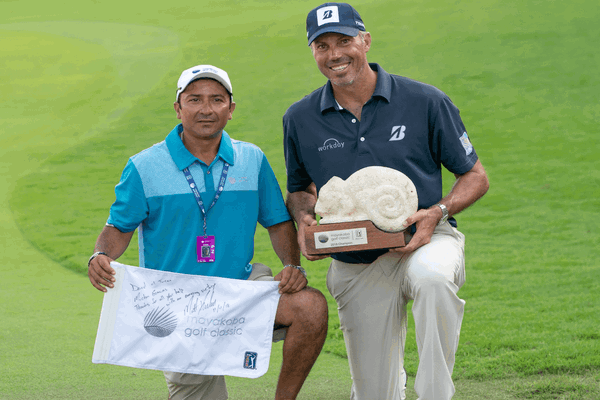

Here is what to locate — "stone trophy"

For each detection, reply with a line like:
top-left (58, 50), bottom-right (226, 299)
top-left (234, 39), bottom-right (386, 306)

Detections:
top-left (304, 166), bottom-right (418, 256)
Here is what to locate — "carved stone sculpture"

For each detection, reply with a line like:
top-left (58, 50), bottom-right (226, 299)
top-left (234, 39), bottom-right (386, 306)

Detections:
top-left (315, 166), bottom-right (418, 232)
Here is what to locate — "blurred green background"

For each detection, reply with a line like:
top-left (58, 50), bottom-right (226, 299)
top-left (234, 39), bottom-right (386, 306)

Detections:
top-left (1, 0), bottom-right (598, 398)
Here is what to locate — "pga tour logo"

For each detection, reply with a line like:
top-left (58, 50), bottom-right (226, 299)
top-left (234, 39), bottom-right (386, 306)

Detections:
top-left (317, 6), bottom-right (340, 25)
top-left (244, 351), bottom-right (258, 370)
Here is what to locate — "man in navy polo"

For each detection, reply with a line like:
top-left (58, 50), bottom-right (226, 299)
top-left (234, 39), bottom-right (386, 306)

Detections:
top-left (284, 3), bottom-right (489, 400)
top-left (88, 64), bottom-right (328, 400)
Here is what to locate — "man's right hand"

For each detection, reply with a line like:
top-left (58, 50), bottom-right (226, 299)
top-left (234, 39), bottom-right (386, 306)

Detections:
top-left (296, 214), bottom-right (329, 261)
top-left (88, 253), bottom-right (116, 292)
top-left (287, 185), bottom-right (330, 262)
top-left (87, 226), bottom-right (135, 292)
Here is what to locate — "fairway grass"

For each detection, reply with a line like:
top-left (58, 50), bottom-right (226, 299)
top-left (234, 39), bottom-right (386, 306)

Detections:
top-left (2, 0), bottom-right (599, 399)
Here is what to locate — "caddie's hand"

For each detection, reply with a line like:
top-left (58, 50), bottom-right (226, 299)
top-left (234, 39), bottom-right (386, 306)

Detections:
top-left (297, 214), bottom-right (329, 261)
top-left (88, 253), bottom-right (116, 292)
top-left (390, 208), bottom-right (439, 254)
top-left (274, 265), bottom-right (307, 294)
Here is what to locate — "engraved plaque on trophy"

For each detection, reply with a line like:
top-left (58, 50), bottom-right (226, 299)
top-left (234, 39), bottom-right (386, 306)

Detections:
top-left (304, 167), bottom-right (418, 256)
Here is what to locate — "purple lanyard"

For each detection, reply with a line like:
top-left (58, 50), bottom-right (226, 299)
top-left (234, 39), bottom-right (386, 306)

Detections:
top-left (183, 162), bottom-right (229, 237)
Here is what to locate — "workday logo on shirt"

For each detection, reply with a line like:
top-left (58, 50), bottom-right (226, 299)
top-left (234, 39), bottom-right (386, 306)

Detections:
top-left (318, 138), bottom-right (345, 152)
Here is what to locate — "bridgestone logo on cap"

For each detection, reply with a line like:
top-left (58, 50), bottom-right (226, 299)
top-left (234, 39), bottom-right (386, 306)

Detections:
top-left (317, 6), bottom-right (340, 26)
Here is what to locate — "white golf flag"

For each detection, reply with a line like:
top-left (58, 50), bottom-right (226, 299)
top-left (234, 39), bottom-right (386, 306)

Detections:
top-left (93, 262), bottom-right (281, 378)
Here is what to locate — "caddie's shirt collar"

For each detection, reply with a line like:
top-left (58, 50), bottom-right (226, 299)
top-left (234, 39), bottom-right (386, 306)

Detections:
top-left (319, 63), bottom-right (392, 113)
top-left (166, 123), bottom-right (235, 170)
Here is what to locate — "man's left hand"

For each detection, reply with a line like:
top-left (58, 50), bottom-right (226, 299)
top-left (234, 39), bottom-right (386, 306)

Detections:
top-left (274, 266), bottom-right (307, 294)
top-left (390, 207), bottom-right (441, 254)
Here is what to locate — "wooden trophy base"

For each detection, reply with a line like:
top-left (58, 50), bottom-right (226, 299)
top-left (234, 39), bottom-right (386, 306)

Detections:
top-left (304, 220), bottom-right (407, 256)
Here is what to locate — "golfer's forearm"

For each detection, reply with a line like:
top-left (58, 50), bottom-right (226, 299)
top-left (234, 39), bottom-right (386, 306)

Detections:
top-left (286, 185), bottom-right (318, 224)
top-left (444, 160), bottom-right (490, 217)
top-left (94, 225), bottom-right (135, 260)
top-left (268, 220), bottom-right (301, 266)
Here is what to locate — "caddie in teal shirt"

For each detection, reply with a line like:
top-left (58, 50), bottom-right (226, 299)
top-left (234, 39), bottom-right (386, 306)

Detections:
top-left (87, 64), bottom-right (328, 400)
top-left (107, 124), bottom-right (288, 279)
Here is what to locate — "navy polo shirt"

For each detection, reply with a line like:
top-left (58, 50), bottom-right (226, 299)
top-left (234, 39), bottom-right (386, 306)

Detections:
top-left (283, 63), bottom-right (478, 263)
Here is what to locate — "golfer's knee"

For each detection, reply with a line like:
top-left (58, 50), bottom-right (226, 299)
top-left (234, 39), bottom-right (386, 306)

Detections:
top-left (303, 287), bottom-right (328, 319)
top-left (289, 287), bottom-right (328, 331)
top-left (409, 251), bottom-right (459, 288)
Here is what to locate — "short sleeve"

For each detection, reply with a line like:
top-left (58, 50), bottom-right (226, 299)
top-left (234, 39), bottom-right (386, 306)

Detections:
top-left (106, 159), bottom-right (149, 232)
top-left (431, 95), bottom-right (479, 175)
top-left (283, 112), bottom-right (313, 193)
top-left (257, 154), bottom-right (291, 228)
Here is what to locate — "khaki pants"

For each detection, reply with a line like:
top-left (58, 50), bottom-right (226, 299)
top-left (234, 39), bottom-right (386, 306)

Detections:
top-left (164, 263), bottom-right (281, 400)
top-left (327, 223), bottom-right (466, 400)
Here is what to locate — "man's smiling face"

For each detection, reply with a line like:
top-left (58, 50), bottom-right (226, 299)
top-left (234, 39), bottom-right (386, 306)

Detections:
top-left (174, 78), bottom-right (235, 141)
top-left (311, 31), bottom-right (371, 87)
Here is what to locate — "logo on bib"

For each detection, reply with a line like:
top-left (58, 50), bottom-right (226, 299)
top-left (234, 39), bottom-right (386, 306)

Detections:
top-left (143, 307), bottom-right (178, 338)
top-left (244, 351), bottom-right (258, 369)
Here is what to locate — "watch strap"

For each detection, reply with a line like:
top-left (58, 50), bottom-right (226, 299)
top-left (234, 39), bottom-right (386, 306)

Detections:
top-left (434, 203), bottom-right (449, 225)
top-left (284, 264), bottom-right (307, 279)
top-left (88, 251), bottom-right (108, 267)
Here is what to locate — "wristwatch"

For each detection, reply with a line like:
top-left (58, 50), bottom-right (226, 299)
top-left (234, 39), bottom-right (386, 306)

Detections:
top-left (434, 203), bottom-right (449, 226)
top-left (88, 251), bottom-right (108, 267)
top-left (284, 264), bottom-right (307, 279)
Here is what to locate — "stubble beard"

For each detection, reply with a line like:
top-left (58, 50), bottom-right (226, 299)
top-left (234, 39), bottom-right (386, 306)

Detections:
top-left (330, 62), bottom-right (364, 88)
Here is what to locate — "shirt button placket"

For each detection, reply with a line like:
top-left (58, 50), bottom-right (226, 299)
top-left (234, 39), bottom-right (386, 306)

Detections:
top-left (357, 119), bottom-right (369, 155)
top-left (351, 117), bottom-right (362, 146)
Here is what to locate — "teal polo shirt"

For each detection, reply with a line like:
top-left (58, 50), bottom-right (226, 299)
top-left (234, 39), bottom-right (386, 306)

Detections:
top-left (107, 124), bottom-right (291, 279)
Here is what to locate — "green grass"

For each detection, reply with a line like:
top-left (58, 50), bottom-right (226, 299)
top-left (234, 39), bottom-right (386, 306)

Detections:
top-left (2, 0), bottom-right (599, 398)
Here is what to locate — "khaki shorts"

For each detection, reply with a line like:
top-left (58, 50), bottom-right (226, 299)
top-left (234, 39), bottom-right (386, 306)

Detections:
top-left (164, 263), bottom-right (284, 400)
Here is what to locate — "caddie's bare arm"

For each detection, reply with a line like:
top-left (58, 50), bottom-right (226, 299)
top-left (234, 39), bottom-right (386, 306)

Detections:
top-left (285, 183), bottom-right (328, 261)
top-left (395, 159), bottom-right (490, 254)
top-left (267, 220), bottom-right (307, 294)
top-left (88, 225), bottom-right (135, 292)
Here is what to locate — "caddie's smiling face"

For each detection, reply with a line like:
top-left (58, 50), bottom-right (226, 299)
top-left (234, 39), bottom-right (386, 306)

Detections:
top-left (311, 31), bottom-right (371, 87)
top-left (174, 78), bottom-right (235, 141)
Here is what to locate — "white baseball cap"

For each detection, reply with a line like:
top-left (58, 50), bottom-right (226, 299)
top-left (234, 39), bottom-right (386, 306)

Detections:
top-left (175, 65), bottom-right (233, 102)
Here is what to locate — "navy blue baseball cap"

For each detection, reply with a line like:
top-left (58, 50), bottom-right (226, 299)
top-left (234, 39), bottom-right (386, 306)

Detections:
top-left (306, 3), bottom-right (366, 46)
